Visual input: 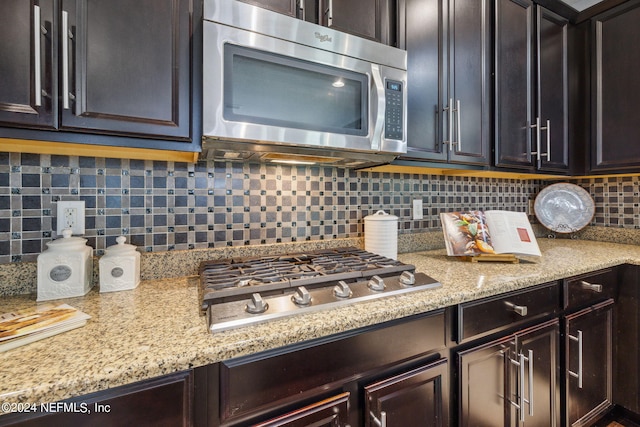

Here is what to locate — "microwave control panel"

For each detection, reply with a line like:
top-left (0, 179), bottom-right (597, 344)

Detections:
top-left (384, 80), bottom-right (404, 140)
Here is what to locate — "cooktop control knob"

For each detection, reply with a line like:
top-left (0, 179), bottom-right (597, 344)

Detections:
top-left (368, 275), bottom-right (386, 291)
top-left (246, 293), bottom-right (269, 314)
top-left (292, 286), bottom-right (312, 306)
top-left (333, 281), bottom-right (353, 298)
top-left (399, 271), bottom-right (416, 286)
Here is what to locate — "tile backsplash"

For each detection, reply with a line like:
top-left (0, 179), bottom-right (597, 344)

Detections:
top-left (0, 151), bottom-right (635, 264)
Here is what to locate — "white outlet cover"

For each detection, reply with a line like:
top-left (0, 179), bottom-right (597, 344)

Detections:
top-left (412, 199), bottom-right (424, 220)
top-left (57, 200), bottom-right (86, 236)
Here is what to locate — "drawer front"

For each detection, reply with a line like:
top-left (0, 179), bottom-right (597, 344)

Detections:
top-left (458, 282), bottom-right (561, 343)
top-left (220, 311), bottom-right (446, 423)
top-left (564, 268), bottom-right (618, 311)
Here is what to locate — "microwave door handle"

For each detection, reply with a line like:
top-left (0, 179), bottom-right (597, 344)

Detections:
top-left (370, 65), bottom-right (385, 151)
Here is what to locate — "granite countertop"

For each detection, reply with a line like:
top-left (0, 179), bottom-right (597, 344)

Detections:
top-left (1, 238), bottom-right (640, 411)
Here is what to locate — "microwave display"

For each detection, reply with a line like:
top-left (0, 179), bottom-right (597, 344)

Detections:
top-left (223, 44), bottom-right (369, 137)
top-left (385, 80), bottom-right (403, 140)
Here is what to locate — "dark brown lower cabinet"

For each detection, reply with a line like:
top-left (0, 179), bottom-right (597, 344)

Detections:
top-left (565, 300), bottom-right (614, 426)
top-left (458, 319), bottom-right (560, 427)
top-left (365, 358), bottom-right (449, 427)
top-left (196, 311), bottom-right (448, 426)
top-left (0, 371), bottom-right (193, 427)
top-left (252, 392), bottom-right (350, 427)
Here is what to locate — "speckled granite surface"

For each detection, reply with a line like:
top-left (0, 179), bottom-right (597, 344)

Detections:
top-left (0, 237), bottom-right (364, 297)
top-left (1, 238), bottom-right (640, 411)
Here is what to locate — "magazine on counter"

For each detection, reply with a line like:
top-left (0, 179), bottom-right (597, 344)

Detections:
top-left (0, 303), bottom-right (90, 352)
top-left (440, 210), bottom-right (541, 257)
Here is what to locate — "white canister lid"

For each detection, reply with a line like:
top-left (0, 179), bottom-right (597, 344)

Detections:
top-left (46, 228), bottom-right (89, 249)
top-left (103, 236), bottom-right (138, 256)
top-left (364, 210), bottom-right (399, 221)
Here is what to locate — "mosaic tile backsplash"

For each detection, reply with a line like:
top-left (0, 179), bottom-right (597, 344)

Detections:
top-left (0, 151), bottom-right (633, 264)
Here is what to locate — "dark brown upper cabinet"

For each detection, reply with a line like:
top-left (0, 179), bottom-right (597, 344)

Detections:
top-left (590, 0), bottom-right (640, 172)
top-left (60, 0), bottom-right (192, 139)
top-left (0, 0), bottom-right (198, 152)
top-left (494, 0), bottom-right (570, 174)
top-left (238, 0), bottom-right (397, 46)
top-left (0, 0), bottom-right (57, 129)
top-left (399, 0), bottom-right (491, 166)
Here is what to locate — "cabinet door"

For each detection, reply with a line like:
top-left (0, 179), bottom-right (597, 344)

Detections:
top-left (591, 0), bottom-right (640, 171)
top-left (402, 0), bottom-right (489, 165)
top-left (565, 300), bottom-right (613, 426)
top-left (253, 392), bottom-right (350, 427)
top-left (495, 0), bottom-right (534, 169)
top-left (403, 0), bottom-right (446, 162)
top-left (537, 7), bottom-right (569, 172)
top-left (0, 0), bottom-right (56, 129)
top-left (516, 320), bottom-right (560, 427)
top-left (324, 0), bottom-right (379, 42)
top-left (365, 359), bottom-right (449, 427)
top-left (0, 371), bottom-right (193, 427)
top-left (458, 337), bottom-right (511, 427)
top-left (60, 0), bottom-right (191, 140)
top-left (237, 0), bottom-right (297, 17)
top-left (447, 0), bottom-right (491, 165)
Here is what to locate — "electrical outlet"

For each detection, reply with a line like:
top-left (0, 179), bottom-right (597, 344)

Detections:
top-left (57, 201), bottom-right (85, 235)
top-left (412, 199), bottom-right (424, 220)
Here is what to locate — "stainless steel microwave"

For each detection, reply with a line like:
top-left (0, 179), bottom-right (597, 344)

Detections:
top-left (201, 0), bottom-right (408, 167)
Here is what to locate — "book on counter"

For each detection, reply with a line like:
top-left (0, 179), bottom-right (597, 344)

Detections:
top-left (440, 210), bottom-right (541, 257)
top-left (0, 303), bottom-right (90, 352)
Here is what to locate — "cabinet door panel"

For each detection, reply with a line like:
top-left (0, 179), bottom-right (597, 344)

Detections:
top-left (458, 338), bottom-right (511, 427)
top-left (0, 0), bottom-right (56, 128)
top-left (537, 8), bottom-right (569, 172)
top-left (517, 321), bottom-right (560, 427)
top-left (448, 0), bottom-right (490, 165)
top-left (592, 0), bottom-right (640, 171)
top-left (0, 371), bottom-right (193, 427)
top-left (365, 359), bottom-right (449, 427)
top-left (61, 0), bottom-right (191, 139)
top-left (403, 0), bottom-right (445, 161)
top-left (253, 392), bottom-right (349, 427)
top-left (566, 301), bottom-right (613, 426)
top-left (326, 0), bottom-right (379, 41)
top-left (495, 0), bottom-right (534, 169)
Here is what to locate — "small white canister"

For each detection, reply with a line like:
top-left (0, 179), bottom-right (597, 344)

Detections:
top-left (99, 236), bottom-right (141, 293)
top-left (37, 229), bottom-right (94, 301)
top-left (364, 210), bottom-right (398, 259)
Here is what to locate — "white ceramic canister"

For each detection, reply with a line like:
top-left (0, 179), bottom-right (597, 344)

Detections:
top-left (99, 236), bottom-right (141, 293)
top-left (364, 210), bottom-right (398, 259)
top-left (37, 229), bottom-right (94, 301)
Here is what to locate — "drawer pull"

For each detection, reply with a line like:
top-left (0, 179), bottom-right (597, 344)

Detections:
top-left (579, 280), bottom-right (603, 293)
top-left (370, 410), bottom-right (387, 427)
top-left (504, 301), bottom-right (528, 316)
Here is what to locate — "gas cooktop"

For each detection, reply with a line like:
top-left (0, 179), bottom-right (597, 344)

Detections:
top-left (199, 247), bottom-right (441, 333)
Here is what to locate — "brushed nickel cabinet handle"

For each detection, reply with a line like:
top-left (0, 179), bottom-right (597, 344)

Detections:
top-left (455, 99), bottom-right (462, 152)
top-left (370, 410), bottom-right (387, 427)
top-left (504, 301), bottom-right (528, 316)
top-left (62, 10), bottom-right (71, 110)
top-left (34, 5), bottom-right (42, 107)
top-left (325, 0), bottom-right (333, 27)
top-left (523, 349), bottom-right (534, 417)
top-left (543, 119), bottom-right (551, 161)
top-left (579, 280), bottom-right (603, 293)
top-left (445, 98), bottom-right (454, 151)
top-left (569, 330), bottom-right (584, 388)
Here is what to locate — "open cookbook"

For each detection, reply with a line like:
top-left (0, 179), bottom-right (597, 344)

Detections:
top-left (440, 210), bottom-right (541, 257)
top-left (0, 303), bottom-right (90, 352)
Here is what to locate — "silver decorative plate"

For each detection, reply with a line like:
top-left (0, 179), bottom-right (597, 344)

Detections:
top-left (534, 183), bottom-right (595, 234)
